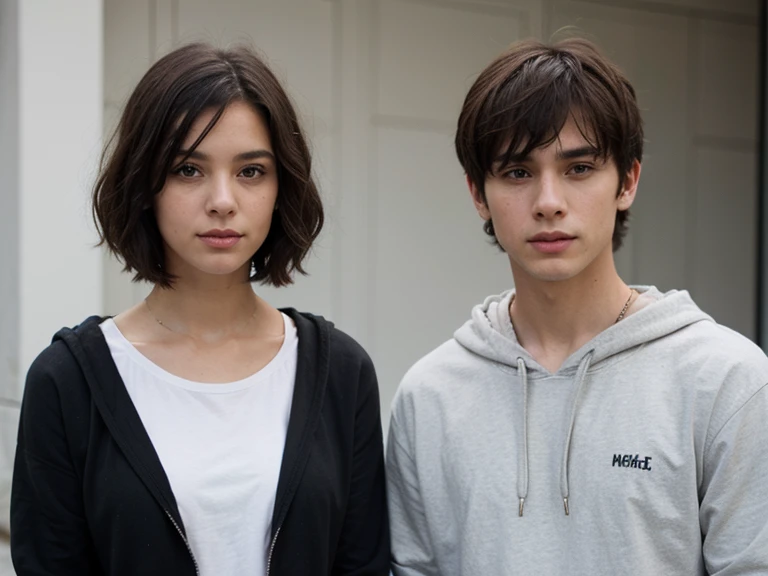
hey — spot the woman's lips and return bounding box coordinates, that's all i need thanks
[198,235,242,248]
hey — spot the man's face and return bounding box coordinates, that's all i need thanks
[469,117,640,284]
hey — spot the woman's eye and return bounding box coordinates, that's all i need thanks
[174,164,200,178]
[240,165,264,179]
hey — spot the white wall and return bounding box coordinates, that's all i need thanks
[0,0,20,404]
[0,0,21,555]
[18,0,105,395]
[0,0,104,552]
[101,0,760,433]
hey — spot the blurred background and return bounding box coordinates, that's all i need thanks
[1,0,765,572]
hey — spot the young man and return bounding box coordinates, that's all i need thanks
[386,38,768,575]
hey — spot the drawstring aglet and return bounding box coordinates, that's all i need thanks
[518,498,525,517]
[563,497,570,516]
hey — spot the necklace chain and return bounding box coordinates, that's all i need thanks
[615,288,635,324]
[145,298,175,333]
[144,298,257,337]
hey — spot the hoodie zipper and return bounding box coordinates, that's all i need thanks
[266,525,282,576]
[165,509,200,575]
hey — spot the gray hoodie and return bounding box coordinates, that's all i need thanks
[387,287,768,575]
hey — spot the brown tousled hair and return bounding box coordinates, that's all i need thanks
[93,42,323,287]
[455,38,643,251]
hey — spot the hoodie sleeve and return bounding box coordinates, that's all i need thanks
[11,349,98,575]
[699,383,768,575]
[386,408,439,576]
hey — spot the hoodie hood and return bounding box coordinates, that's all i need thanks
[453,286,713,516]
[455,286,712,375]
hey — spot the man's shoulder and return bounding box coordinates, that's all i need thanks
[675,317,768,372]
[400,335,487,384]
[665,319,768,434]
[392,334,501,419]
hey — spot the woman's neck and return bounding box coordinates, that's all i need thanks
[144,276,271,343]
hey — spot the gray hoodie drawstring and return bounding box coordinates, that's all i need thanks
[517,358,529,517]
[560,351,594,516]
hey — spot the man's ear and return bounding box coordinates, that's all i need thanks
[617,159,641,210]
[467,174,491,220]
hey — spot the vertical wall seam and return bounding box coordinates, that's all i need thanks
[330,0,343,322]
[149,0,157,61]
[684,17,699,295]
[171,0,179,46]
[757,0,767,347]
[367,0,380,355]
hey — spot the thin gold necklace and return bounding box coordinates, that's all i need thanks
[614,288,636,323]
[144,298,258,337]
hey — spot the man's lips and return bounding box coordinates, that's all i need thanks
[528,232,575,254]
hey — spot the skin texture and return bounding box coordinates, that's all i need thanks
[114,101,286,383]
[155,101,279,282]
[468,117,642,372]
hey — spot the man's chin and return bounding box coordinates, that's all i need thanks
[516,263,582,284]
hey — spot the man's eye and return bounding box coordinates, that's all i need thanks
[571,164,592,175]
[507,168,529,179]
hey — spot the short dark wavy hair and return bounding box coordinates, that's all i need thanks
[93,42,323,287]
[455,38,643,252]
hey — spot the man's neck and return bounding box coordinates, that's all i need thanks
[509,266,632,373]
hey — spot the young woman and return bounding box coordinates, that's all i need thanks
[11,43,389,575]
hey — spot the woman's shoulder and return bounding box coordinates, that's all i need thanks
[283,308,373,365]
[22,316,108,420]
[28,316,104,374]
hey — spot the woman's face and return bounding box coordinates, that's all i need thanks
[154,101,278,283]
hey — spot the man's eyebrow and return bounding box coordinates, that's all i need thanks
[493,146,600,165]
[176,149,276,162]
[493,146,601,166]
[494,151,531,165]
[556,146,600,161]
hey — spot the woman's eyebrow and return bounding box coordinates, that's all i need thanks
[176,149,276,162]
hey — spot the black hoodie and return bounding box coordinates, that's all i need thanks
[11,309,389,575]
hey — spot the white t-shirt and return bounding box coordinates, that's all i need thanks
[100,314,297,576]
